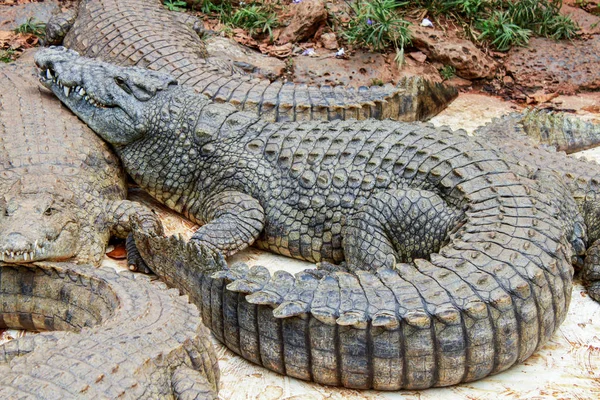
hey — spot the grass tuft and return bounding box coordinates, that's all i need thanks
[342,0,411,51]
[14,18,46,37]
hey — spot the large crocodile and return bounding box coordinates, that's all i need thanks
[44,0,458,122]
[0,61,163,270]
[0,261,219,398]
[36,47,587,389]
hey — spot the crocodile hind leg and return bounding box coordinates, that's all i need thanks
[583,241,600,301]
[106,200,164,273]
[343,189,463,272]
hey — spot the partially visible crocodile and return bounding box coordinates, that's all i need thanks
[44,0,458,122]
[36,47,584,389]
[0,61,162,270]
[0,261,219,398]
[474,112,600,299]
[508,109,600,154]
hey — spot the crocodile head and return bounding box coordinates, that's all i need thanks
[0,177,81,263]
[34,47,178,146]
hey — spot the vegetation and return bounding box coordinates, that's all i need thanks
[188,0,578,52]
[411,0,578,50]
[477,10,532,51]
[341,0,411,51]
[229,4,279,38]
[163,0,188,12]
[0,49,17,63]
[14,18,46,37]
[439,65,457,80]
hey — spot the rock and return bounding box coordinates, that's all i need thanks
[505,36,600,94]
[408,51,427,63]
[560,4,600,35]
[445,76,472,89]
[278,0,327,44]
[205,36,286,79]
[411,26,497,79]
[320,32,338,50]
[389,53,442,83]
[292,50,394,87]
[503,75,514,85]
[0,0,60,30]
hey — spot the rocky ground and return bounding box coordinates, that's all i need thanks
[1,1,600,399]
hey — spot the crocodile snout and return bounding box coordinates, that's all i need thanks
[0,232,44,262]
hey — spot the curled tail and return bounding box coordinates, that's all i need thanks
[134,168,574,390]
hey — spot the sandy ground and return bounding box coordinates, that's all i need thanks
[1,88,600,399]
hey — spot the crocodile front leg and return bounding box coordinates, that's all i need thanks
[192,191,265,256]
[106,200,164,272]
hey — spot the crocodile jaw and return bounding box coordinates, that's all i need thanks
[35,47,177,146]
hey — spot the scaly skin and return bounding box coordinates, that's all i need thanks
[36,47,582,389]
[0,262,219,398]
[513,109,600,154]
[475,113,600,300]
[45,0,457,122]
[0,62,163,270]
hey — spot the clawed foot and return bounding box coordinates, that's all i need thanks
[126,233,152,274]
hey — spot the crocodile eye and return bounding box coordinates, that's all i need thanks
[44,207,57,216]
[114,76,132,94]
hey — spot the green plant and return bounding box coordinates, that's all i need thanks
[0,49,17,63]
[14,18,45,37]
[507,0,577,39]
[196,0,233,16]
[408,0,577,49]
[229,4,279,38]
[163,0,187,12]
[342,0,411,51]
[544,14,579,39]
[439,65,456,80]
[478,10,532,51]
[371,78,384,86]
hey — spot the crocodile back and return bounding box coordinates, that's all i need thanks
[0,62,127,201]
[62,0,457,122]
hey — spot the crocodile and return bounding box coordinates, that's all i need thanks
[0,261,219,398]
[473,112,600,299]
[44,0,458,122]
[36,47,586,389]
[505,109,600,154]
[0,61,163,270]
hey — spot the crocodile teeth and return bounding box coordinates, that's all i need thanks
[79,87,85,96]
[23,252,28,261]
[46,69,53,80]
[64,86,71,97]
[10,252,14,258]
